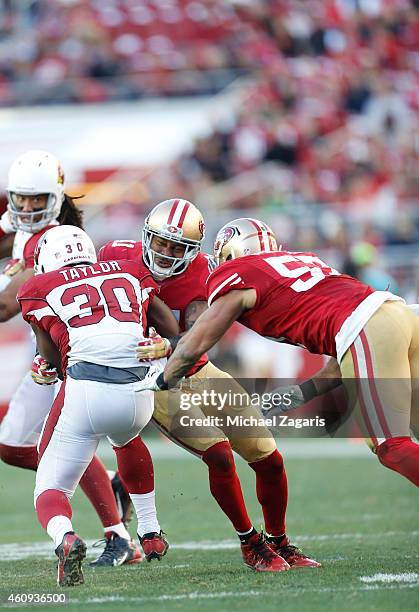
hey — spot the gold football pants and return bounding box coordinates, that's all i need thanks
[152,361,276,462]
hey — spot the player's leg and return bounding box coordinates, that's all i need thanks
[198,362,320,568]
[108,386,167,561]
[35,380,94,586]
[0,372,54,468]
[340,301,419,486]
[0,372,128,540]
[152,386,288,571]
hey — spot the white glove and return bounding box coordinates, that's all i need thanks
[260,384,305,418]
[31,355,58,385]
[0,210,15,235]
[134,364,170,392]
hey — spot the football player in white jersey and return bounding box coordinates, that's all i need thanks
[17,224,178,586]
[0,151,144,566]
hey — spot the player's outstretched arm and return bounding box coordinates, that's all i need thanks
[0,267,33,322]
[162,289,255,387]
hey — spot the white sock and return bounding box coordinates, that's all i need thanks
[46,515,74,549]
[130,491,160,537]
[104,522,130,540]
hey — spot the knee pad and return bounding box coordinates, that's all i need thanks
[202,441,235,473]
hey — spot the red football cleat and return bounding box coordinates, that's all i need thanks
[126,539,143,564]
[241,532,290,572]
[268,536,321,568]
[139,531,169,561]
[55,532,86,586]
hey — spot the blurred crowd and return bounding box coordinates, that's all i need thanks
[1,0,418,291]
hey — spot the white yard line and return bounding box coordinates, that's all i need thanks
[360,573,418,584]
[0,531,417,561]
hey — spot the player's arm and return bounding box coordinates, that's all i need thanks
[159,289,256,387]
[136,299,206,361]
[0,267,33,322]
[264,357,343,416]
[30,324,61,370]
[184,300,207,330]
[0,233,14,259]
[147,295,180,337]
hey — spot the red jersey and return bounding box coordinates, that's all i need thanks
[207,251,375,358]
[99,240,215,373]
[17,259,157,374]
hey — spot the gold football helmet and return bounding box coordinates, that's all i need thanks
[142,198,205,279]
[213,218,278,265]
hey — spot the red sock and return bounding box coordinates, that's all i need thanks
[249,450,288,536]
[377,437,419,486]
[0,443,38,470]
[113,436,154,494]
[79,455,121,527]
[36,489,72,529]
[202,441,252,533]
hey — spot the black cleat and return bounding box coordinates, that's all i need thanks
[89,533,142,567]
[111,472,133,525]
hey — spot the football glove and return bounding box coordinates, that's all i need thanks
[260,384,305,418]
[31,355,58,385]
[135,366,170,392]
[136,327,172,361]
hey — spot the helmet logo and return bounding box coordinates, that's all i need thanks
[214,226,235,256]
[162,224,183,238]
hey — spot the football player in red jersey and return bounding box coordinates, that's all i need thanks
[17,225,178,586]
[145,217,419,490]
[0,151,144,566]
[100,199,320,572]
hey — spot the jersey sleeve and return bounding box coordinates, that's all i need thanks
[99,239,138,261]
[17,277,53,327]
[207,260,260,306]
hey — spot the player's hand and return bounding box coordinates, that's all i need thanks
[135,364,170,392]
[31,355,58,385]
[136,327,172,361]
[260,384,305,418]
[0,210,15,235]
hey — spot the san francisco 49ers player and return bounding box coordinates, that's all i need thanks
[0,150,144,567]
[100,199,320,572]
[17,225,178,586]
[144,218,419,490]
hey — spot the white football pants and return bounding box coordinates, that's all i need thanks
[0,372,59,446]
[34,375,154,502]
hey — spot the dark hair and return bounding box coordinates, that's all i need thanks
[57,194,84,229]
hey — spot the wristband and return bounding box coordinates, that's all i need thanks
[299,379,318,402]
[156,372,169,391]
[167,335,181,352]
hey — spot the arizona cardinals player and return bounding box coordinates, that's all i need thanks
[146,217,419,490]
[100,199,320,572]
[17,225,178,586]
[0,150,142,567]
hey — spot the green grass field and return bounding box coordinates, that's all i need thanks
[0,439,417,611]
